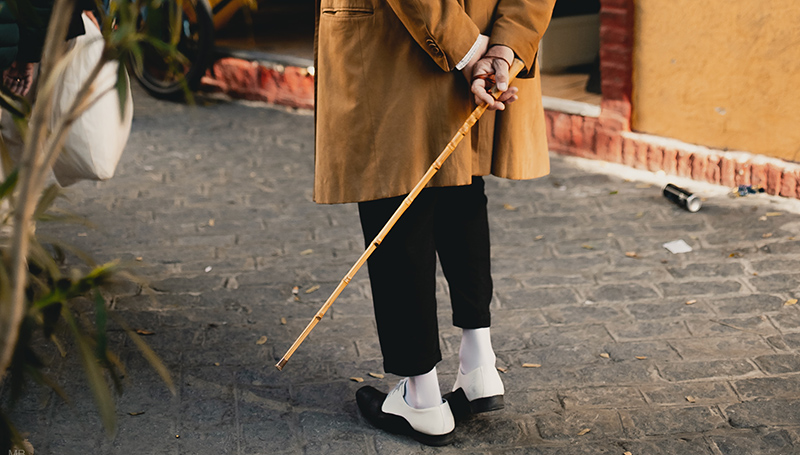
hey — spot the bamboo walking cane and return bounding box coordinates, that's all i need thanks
[276,59,526,370]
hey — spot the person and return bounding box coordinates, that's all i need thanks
[313,0,556,446]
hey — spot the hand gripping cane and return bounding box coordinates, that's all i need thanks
[276,59,526,370]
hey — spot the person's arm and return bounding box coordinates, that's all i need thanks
[488,0,557,78]
[384,0,481,72]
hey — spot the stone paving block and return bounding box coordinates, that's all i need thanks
[626,299,714,321]
[498,443,624,455]
[588,283,659,302]
[658,280,742,297]
[710,429,798,455]
[528,324,616,349]
[606,320,692,341]
[149,275,225,293]
[753,354,800,374]
[712,294,787,315]
[767,332,800,350]
[559,386,646,410]
[751,258,800,274]
[619,406,727,438]
[110,415,177,453]
[452,414,529,449]
[240,415,299,454]
[542,305,629,325]
[498,287,581,310]
[535,409,623,441]
[639,381,738,406]
[621,437,715,455]
[725,399,800,428]
[667,262,745,279]
[768,309,800,333]
[669,336,775,359]
[749,273,800,293]
[658,359,758,382]
[602,341,682,362]
[686,315,778,337]
[732,375,800,401]
[175,428,238,455]
[506,389,563,415]
[594,266,673,284]
[236,386,293,419]
[553,238,618,257]
[522,274,590,287]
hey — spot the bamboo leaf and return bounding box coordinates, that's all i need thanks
[0,168,18,200]
[110,312,175,394]
[116,61,129,119]
[34,184,62,219]
[61,308,117,437]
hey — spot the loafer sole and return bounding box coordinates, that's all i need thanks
[356,386,455,446]
[444,388,504,421]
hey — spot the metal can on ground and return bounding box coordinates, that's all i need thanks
[663,184,701,212]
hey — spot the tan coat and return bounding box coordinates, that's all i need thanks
[313,0,556,204]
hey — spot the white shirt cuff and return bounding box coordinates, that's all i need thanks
[455,36,482,71]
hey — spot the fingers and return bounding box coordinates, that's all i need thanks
[492,58,510,92]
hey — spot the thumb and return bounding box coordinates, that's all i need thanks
[493,58,509,92]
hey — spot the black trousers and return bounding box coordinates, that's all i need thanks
[358,177,493,377]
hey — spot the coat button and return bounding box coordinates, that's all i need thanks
[426,38,441,55]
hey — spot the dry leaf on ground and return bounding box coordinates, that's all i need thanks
[685,300,697,305]
[522,363,541,368]
[136,329,154,335]
[256,336,268,345]
[350,377,364,383]
[685,396,696,403]
[305,285,321,294]
[497,367,508,373]
[766,212,783,217]
[503,203,518,211]
[280,317,287,325]
[300,249,314,255]
[763,232,773,238]
[635,356,647,360]
[625,252,638,258]
[785,299,798,306]
[577,428,591,436]
[368,373,385,379]
[599,353,610,359]
[129,411,145,416]
[582,244,594,250]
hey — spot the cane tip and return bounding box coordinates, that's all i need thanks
[275,358,287,371]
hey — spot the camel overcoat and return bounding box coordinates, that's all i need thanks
[313,0,556,204]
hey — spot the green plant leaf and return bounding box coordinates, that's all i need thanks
[0,168,18,200]
[111,312,175,395]
[116,60,129,119]
[61,308,117,437]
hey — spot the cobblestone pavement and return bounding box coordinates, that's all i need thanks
[6,85,800,454]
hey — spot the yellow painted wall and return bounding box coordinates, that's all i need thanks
[632,0,800,162]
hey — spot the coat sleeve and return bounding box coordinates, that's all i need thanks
[489,0,556,78]
[384,0,481,72]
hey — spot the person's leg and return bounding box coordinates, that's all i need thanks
[356,190,455,445]
[358,190,441,378]
[434,177,503,415]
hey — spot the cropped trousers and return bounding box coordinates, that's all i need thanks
[358,177,493,377]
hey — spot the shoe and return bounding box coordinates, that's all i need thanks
[444,365,504,419]
[355,378,456,446]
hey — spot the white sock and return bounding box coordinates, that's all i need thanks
[459,327,496,373]
[405,367,442,409]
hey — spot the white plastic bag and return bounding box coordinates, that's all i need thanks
[51,13,133,187]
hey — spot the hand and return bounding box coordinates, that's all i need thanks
[470,45,518,111]
[3,61,35,97]
[461,34,489,82]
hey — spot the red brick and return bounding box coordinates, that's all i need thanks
[780,171,798,198]
[691,154,708,181]
[622,137,636,167]
[735,162,751,187]
[544,110,555,143]
[570,115,585,148]
[647,144,664,172]
[635,142,649,169]
[596,129,622,163]
[720,157,736,187]
[766,164,783,195]
[677,150,693,177]
[662,148,678,175]
[750,163,767,189]
[553,113,572,145]
[705,155,721,184]
[582,117,598,155]
[599,24,632,46]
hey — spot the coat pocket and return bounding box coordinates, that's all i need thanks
[320,0,373,18]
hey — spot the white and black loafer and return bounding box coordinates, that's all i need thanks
[356,378,456,446]
[444,365,505,419]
